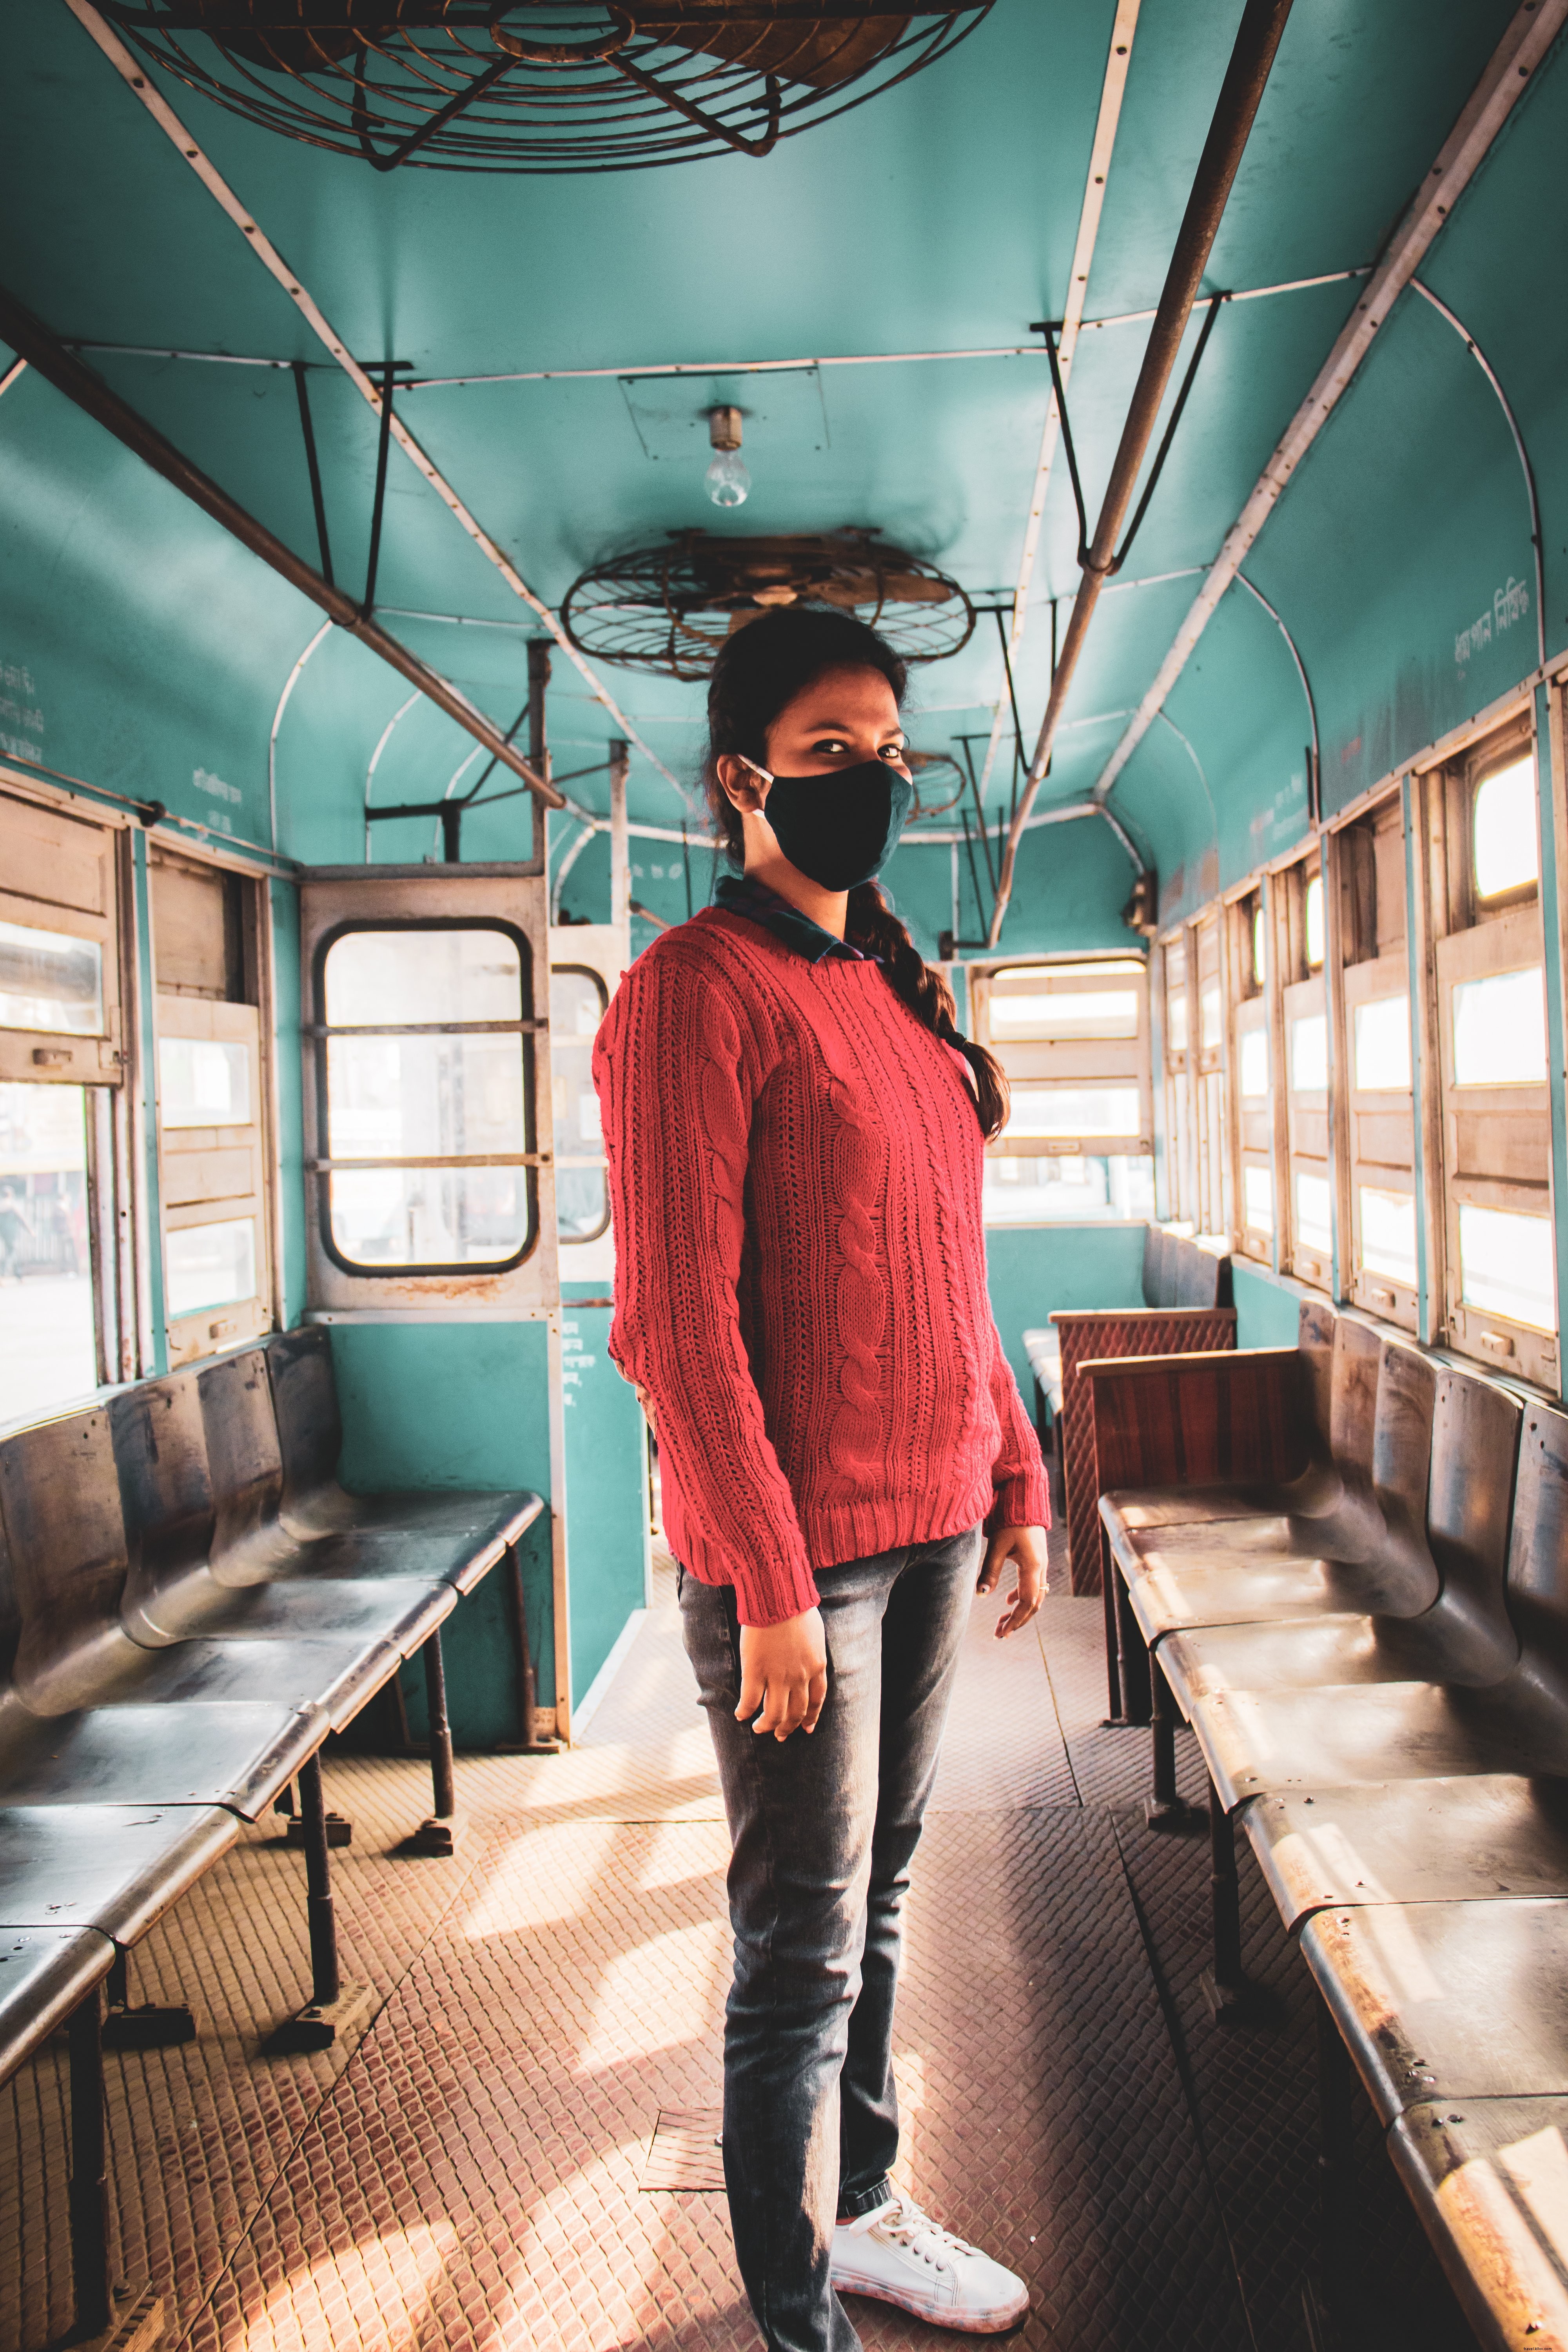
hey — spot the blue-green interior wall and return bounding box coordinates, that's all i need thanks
[561,1288,649,1704]
[984,1222,1147,1400]
[327,1320,554,1748]
[1231,1262,1305,1352]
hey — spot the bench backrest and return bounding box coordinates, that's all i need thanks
[265,1328,345,1523]
[0,1411,132,1714]
[1353,1337,1439,1612]
[111,1375,220,1644]
[198,1349,290,1580]
[1410,1363,1524,1684]
[1502,1400,1568,1705]
[1175,1240,1229,1310]
[1140,1225,1172,1308]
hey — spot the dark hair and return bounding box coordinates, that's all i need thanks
[702,608,1010,1142]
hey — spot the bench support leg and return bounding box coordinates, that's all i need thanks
[1145,1653,1205,1832]
[101,1944,195,2053]
[62,1986,163,2352]
[1100,1534,1125,1723]
[1114,1563,1152,1728]
[409,1632,460,1854]
[507,1539,559,1755]
[1199,1779,1251,2020]
[264,1752,373,2056]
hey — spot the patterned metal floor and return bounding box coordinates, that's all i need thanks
[2,1529,1482,2351]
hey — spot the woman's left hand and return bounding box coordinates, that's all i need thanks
[978,1525,1048,1638]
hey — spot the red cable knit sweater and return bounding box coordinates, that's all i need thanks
[592,907,1051,1628]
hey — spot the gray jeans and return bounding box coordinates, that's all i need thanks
[679,1523,984,2352]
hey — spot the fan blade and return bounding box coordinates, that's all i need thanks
[632,7,910,92]
[877,570,954,604]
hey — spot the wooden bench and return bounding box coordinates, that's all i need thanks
[0,1327,543,2351]
[1021,1223,1235,1657]
[1084,1314,1568,2347]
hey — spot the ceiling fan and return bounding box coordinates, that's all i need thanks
[560,528,977,679]
[98,4,994,171]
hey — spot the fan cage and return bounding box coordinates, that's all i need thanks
[560,531,977,679]
[99,6,995,174]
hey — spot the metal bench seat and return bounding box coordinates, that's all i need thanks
[113,1374,456,1664]
[0,1923,115,2087]
[265,1331,541,1592]
[1388,2093,1568,2350]
[1147,1356,1502,1699]
[1245,1777,1568,1935]
[0,1803,237,1945]
[1183,1377,1541,1815]
[0,1699,322,1818]
[1097,1306,1381,1553]
[1304,1895,1568,2127]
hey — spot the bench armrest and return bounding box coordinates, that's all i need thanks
[1081,1347,1308,1495]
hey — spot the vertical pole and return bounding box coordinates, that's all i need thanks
[423,1631,457,1819]
[361,359,396,619]
[529,638,552,871]
[67,1983,111,2341]
[1114,1563,1152,1724]
[1101,1532,1125,1721]
[609,739,631,950]
[298,1751,341,2009]
[1147,1649,1183,1820]
[508,1539,540,1748]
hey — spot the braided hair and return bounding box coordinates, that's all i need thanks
[702,608,1010,1142]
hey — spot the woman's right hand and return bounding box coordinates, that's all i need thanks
[737,1608,828,1740]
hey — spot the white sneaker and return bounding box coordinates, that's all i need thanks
[831,2194,1029,2333]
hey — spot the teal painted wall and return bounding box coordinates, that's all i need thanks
[561,1290,650,1704]
[984,1221,1148,1400]
[327,1321,555,1748]
[1232,1262,1306,1353]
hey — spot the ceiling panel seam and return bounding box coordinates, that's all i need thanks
[1091,0,1568,808]
[976,0,1142,805]
[61,0,693,814]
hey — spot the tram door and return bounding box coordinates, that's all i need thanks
[550,849,655,1712]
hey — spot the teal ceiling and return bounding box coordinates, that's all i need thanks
[0,0,1563,950]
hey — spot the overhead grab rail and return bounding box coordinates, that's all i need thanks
[1037,294,1226,582]
[0,281,563,811]
[987,0,1296,946]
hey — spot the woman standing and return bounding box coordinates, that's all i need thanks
[593,608,1050,2352]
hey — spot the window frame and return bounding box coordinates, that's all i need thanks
[299,867,557,1315]
[969,954,1153,1161]
[550,960,611,1248]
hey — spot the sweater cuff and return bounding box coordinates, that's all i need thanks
[989,1466,1052,1534]
[731,1553,822,1631]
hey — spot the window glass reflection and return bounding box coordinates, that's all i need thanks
[1459,1203,1555,1332]
[1452,969,1546,1088]
[1354,996,1412,1093]
[0,1081,95,1421]
[0,920,103,1036]
[1474,756,1538,900]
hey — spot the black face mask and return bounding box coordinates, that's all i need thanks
[746,757,914,893]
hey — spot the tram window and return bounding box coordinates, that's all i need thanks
[151,847,273,1365]
[1473,755,1539,901]
[1160,936,1191,1219]
[1190,916,1230,1240]
[1337,797,1418,1327]
[972,958,1154,1222]
[1427,721,1554,1383]
[0,1080,98,1423]
[1230,885,1278,1265]
[1303,874,1325,969]
[1281,853,1332,1287]
[316,923,537,1275]
[551,963,610,1244]
[0,788,123,1089]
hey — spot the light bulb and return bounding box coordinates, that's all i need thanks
[705,449,751,508]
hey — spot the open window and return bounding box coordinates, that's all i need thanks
[150,846,274,1367]
[1425,719,1555,1385]
[1160,933,1192,1222]
[1190,913,1230,1240]
[1230,883,1276,1264]
[551,964,610,1246]
[1281,849,1333,1289]
[300,868,554,1312]
[0,786,127,1419]
[1334,794,1417,1331]
[971,957,1154,1223]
